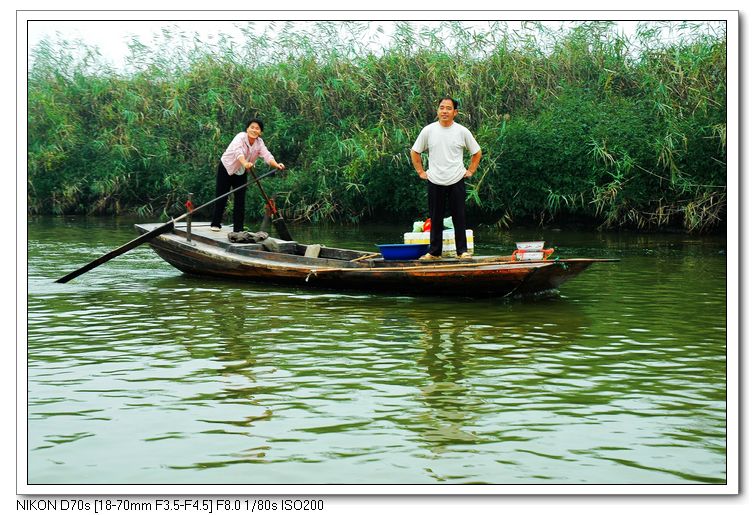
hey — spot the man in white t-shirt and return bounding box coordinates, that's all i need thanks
[411,97,482,260]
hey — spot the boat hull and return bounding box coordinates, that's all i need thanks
[136,223,613,297]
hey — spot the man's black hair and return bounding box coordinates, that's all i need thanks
[439,97,459,110]
[245,118,264,132]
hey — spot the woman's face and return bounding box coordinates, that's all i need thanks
[246,123,262,141]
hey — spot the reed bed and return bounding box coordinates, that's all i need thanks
[28,21,726,232]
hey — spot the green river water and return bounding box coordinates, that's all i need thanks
[26,216,728,485]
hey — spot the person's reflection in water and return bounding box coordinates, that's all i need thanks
[408,299,590,463]
[414,315,481,456]
[163,284,276,439]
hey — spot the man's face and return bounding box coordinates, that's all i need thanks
[437,99,457,124]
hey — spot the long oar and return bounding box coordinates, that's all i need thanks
[55,168,279,284]
[247,167,293,241]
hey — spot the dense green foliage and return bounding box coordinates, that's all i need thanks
[28,21,727,231]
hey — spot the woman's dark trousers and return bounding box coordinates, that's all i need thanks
[211,161,248,232]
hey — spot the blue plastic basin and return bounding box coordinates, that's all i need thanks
[376,243,429,260]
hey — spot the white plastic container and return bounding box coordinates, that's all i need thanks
[516,241,545,251]
[515,251,545,261]
[404,230,474,257]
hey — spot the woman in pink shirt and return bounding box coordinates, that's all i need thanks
[211,118,286,232]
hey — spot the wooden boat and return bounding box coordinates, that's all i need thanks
[135,222,617,297]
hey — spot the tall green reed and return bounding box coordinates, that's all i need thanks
[27,21,726,232]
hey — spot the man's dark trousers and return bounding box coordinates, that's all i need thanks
[427,178,467,257]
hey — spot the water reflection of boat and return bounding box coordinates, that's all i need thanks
[136,222,617,298]
[398,299,591,457]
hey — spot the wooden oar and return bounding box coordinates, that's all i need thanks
[55,168,279,284]
[309,259,551,275]
[247,166,293,241]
